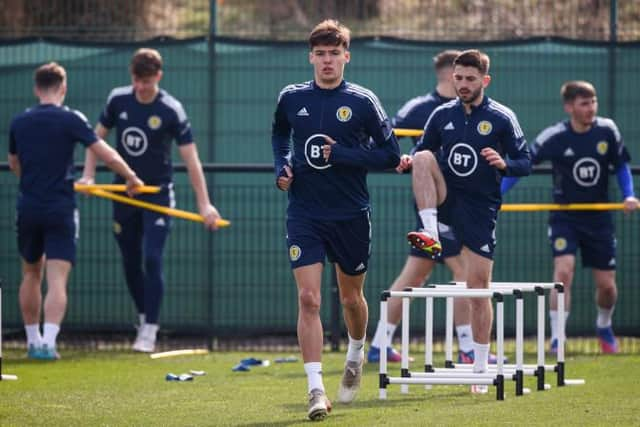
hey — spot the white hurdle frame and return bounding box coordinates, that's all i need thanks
[0,284,18,381]
[441,282,556,392]
[379,288,507,401]
[447,282,584,388]
[0,284,3,380]
[409,286,528,396]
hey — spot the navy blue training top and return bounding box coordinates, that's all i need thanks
[272,80,400,220]
[99,86,193,185]
[531,117,631,204]
[393,90,455,145]
[9,104,97,210]
[415,95,531,204]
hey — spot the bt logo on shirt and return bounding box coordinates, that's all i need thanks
[121,126,148,157]
[447,143,477,177]
[572,157,600,187]
[304,133,332,170]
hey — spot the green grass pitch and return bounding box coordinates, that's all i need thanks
[1,349,639,426]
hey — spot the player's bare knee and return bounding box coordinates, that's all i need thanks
[298,289,321,314]
[554,270,573,288]
[599,283,617,300]
[22,269,43,286]
[413,150,436,170]
[340,293,365,311]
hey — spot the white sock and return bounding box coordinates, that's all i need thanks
[25,324,42,347]
[138,313,146,327]
[418,208,439,238]
[596,305,614,328]
[371,320,398,348]
[472,342,490,373]
[143,323,159,341]
[346,334,365,362]
[42,323,60,348]
[456,324,473,352]
[304,362,324,393]
[386,323,398,344]
[549,310,570,340]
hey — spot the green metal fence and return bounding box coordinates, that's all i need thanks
[1,167,638,342]
[1,2,639,348]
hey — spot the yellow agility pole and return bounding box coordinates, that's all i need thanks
[393,128,424,138]
[149,349,209,359]
[393,128,423,137]
[501,203,625,212]
[88,188,231,227]
[74,183,161,194]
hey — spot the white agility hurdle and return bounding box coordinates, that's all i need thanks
[378,282,583,401]
[379,288,507,401]
[444,282,584,390]
[411,285,530,396]
[1,285,18,381]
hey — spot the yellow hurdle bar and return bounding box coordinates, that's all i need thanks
[393,128,424,137]
[88,188,231,227]
[387,132,627,214]
[74,183,161,194]
[501,203,625,212]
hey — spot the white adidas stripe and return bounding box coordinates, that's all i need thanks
[423,100,457,133]
[535,122,565,147]
[160,91,188,123]
[396,94,433,119]
[345,83,388,122]
[487,100,524,139]
[596,117,621,143]
[277,81,312,103]
[106,85,133,104]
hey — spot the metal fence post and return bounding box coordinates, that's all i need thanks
[608,0,617,118]
[206,0,218,350]
[330,266,342,352]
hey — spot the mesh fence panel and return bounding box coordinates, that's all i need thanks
[1,2,638,351]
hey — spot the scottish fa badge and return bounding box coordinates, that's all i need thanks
[477,120,492,135]
[148,115,162,130]
[336,106,352,122]
[596,141,608,155]
[289,245,302,261]
[554,237,567,251]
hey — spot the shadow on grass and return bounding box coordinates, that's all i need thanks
[237,389,484,427]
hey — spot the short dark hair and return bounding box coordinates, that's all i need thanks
[34,62,66,90]
[433,50,462,71]
[453,49,490,75]
[130,48,163,78]
[308,19,350,50]
[561,81,596,103]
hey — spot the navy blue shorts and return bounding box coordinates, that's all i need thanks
[112,186,173,247]
[17,207,79,264]
[437,192,498,260]
[286,212,371,276]
[548,212,616,270]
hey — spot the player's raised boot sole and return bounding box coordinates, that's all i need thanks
[407,231,442,256]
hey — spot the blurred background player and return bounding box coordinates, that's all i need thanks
[369,49,499,365]
[398,50,531,393]
[79,48,221,353]
[502,81,638,353]
[271,20,399,420]
[9,62,143,360]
